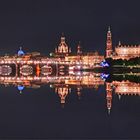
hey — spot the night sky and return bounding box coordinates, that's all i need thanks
[0,0,140,55]
[0,0,140,139]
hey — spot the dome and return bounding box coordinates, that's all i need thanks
[17,85,25,93]
[18,47,25,56]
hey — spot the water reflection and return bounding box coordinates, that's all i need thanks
[0,71,139,114]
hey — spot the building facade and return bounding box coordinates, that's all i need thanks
[106,28,140,60]
[54,34,71,57]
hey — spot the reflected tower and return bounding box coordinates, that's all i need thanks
[106,82,112,114]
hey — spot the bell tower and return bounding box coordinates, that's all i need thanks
[106,27,113,58]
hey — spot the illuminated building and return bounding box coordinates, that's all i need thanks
[53,34,104,68]
[0,70,139,113]
[106,27,113,58]
[114,43,140,60]
[81,52,104,68]
[18,47,25,56]
[55,34,71,57]
[0,65,12,76]
[55,85,70,106]
[106,82,112,114]
[0,28,139,112]
[65,52,104,69]
[106,28,140,60]
[105,81,140,114]
[20,65,33,76]
[112,81,140,96]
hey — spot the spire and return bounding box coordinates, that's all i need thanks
[108,26,111,32]
[118,41,121,46]
[108,108,111,115]
[77,41,82,55]
[118,94,121,100]
[61,32,65,43]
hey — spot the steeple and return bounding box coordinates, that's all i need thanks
[108,26,111,32]
[61,32,65,43]
[118,41,121,46]
[77,41,82,55]
[106,26,113,58]
[118,94,121,100]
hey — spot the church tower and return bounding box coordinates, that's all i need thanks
[77,41,82,55]
[106,27,113,58]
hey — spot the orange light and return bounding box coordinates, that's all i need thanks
[36,64,40,77]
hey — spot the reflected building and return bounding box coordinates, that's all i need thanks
[105,81,140,114]
[0,70,139,114]
[113,81,140,96]
[106,82,113,114]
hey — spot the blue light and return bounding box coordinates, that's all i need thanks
[100,60,109,67]
[18,47,25,56]
[17,85,25,92]
[100,73,110,80]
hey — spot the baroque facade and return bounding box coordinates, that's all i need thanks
[106,27,140,59]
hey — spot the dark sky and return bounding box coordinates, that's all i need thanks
[0,0,140,55]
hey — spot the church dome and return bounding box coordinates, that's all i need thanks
[17,85,25,93]
[18,47,25,56]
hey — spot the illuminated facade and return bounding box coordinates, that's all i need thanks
[106,83,113,114]
[106,27,140,60]
[105,81,140,113]
[55,34,71,57]
[0,28,139,116]
[0,67,139,114]
[114,44,140,60]
[113,81,140,95]
[106,27,113,58]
